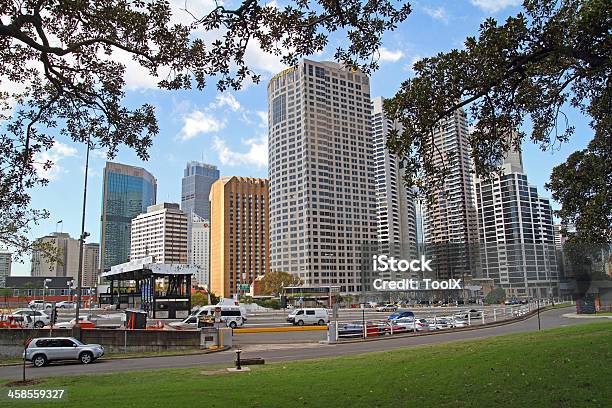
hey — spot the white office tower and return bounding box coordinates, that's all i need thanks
[189,214,210,288]
[475,148,559,298]
[130,203,188,264]
[268,60,377,294]
[422,108,480,279]
[372,97,418,268]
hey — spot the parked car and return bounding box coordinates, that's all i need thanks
[24,337,104,367]
[53,314,107,329]
[452,318,468,328]
[387,311,415,321]
[430,317,453,330]
[56,301,76,309]
[11,309,50,328]
[454,309,483,319]
[376,304,398,312]
[414,319,431,331]
[28,300,52,310]
[286,308,329,326]
[394,317,418,330]
[338,322,383,338]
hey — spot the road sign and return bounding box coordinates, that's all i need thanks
[237,284,250,291]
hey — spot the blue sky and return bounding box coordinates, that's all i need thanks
[8,0,594,275]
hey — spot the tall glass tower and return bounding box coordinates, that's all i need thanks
[100,162,156,271]
[181,161,220,221]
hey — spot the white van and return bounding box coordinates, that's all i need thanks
[286,308,329,326]
[171,305,247,329]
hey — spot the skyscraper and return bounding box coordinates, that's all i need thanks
[181,161,219,221]
[0,252,11,287]
[181,162,219,270]
[372,96,418,263]
[31,232,80,279]
[100,162,156,271]
[130,203,188,264]
[210,176,269,298]
[422,108,479,279]
[82,243,100,287]
[268,60,377,293]
[190,214,210,287]
[475,148,559,297]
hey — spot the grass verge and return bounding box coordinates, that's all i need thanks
[0,348,208,366]
[2,321,611,408]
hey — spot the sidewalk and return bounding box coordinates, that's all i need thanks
[562,313,612,319]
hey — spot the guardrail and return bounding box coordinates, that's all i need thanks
[327,300,572,342]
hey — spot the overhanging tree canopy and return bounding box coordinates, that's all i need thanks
[0,0,411,256]
[384,0,610,241]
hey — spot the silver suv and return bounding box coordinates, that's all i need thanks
[24,337,104,367]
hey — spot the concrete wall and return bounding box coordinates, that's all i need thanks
[0,328,201,359]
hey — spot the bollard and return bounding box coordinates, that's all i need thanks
[235,349,242,370]
[481,312,485,325]
[493,309,497,322]
[468,314,471,326]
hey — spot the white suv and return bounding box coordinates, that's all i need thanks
[287,308,329,326]
[11,309,51,328]
[29,300,52,310]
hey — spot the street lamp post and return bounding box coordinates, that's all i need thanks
[42,278,51,309]
[67,280,74,302]
[75,137,91,323]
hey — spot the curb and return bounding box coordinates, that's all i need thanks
[562,313,612,319]
[0,345,231,367]
[331,305,561,345]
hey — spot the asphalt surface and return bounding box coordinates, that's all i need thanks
[1,307,608,380]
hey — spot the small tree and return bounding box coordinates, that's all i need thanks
[191,291,208,307]
[259,271,302,296]
[485,287,507,305]
[208,292,220,305]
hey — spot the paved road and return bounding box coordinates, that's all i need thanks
[1,307,608,380]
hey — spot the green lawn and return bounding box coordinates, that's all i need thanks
[2,321,611,408]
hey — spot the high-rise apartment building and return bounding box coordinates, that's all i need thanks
[190,214,210,287]
[0,252,11,287]
[181,162,219,221]
[372,96,418,263]
[475,149,559,297]
[130,203,188,264]
[31,232,80,279]
[210,177,269,298]
[268,60,377,293]
[422,108,479,279]
[181,162,219,276]
[100,162,156,271]
[82,243,100,287]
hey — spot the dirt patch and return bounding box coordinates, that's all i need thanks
[4,379,45,387]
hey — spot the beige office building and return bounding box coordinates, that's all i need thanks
[210,177,269,298]
[82,243,100,287]
[31,232,80,279]
[130,203,188,264]
[268,60,377,293]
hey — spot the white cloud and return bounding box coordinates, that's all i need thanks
[213,135,268,168]
[403,54,424,74]
[244,38,289,75]
[256,111,268,128]
[34,141,78,181]
[179,110,225,141]
[378,47,405,63]
[214,93,241,111]
[470,0,521,13]
[422,6,449,23]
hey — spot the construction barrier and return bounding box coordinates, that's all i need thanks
[233,325,328,334]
